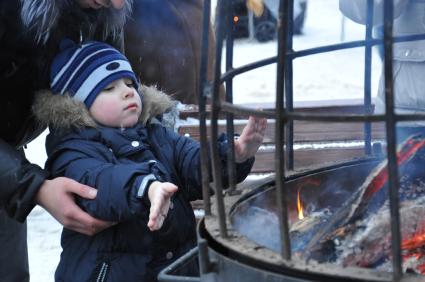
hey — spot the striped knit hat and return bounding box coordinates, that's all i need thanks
[50,39,140,108]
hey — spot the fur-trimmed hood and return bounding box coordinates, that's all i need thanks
[20,0,133,44]
[32,85,176,131]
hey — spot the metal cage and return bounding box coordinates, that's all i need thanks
[159,0,425,281]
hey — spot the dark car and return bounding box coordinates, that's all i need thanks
[232,0,307,42]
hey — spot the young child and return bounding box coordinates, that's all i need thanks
[33,39,267,282]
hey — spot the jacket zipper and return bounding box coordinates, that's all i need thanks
[96,262,109,282]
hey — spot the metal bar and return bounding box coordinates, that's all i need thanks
[382,1,402,280]
[198,239,217,275]
[275,0,291,260]
[220,34,425,82]
[157,247,200,282]
[225,0,237,195]
[211,0,228,238]
[293,34,425,58]
[363,0,374,155]
[199,0,212,216]
[220,101,425,122]
[284,0,295,170]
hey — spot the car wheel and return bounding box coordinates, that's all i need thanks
[254,21,276,42]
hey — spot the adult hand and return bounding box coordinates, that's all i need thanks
[234,116,267,163]
[35,177,114,236]
[147,181,178,231]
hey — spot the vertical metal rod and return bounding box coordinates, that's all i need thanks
[383,1,402,280]
[225,0,237,195]
[363,0,373,155]
[211,0,228,238]
[284,0,295,170]
[275,0,291,260]
[199,0,212,216]
[248,10,255,41]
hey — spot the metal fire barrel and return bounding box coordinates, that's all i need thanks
[159,159,424,282]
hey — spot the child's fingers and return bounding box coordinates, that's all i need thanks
[147,183,177,231]
[164,183,178,194]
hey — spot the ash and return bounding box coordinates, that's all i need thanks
[336,196,425,274]
[232,206,333,254]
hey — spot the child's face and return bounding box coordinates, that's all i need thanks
[89,78,142,128]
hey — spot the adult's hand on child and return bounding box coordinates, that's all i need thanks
[234,116,267,163]
[35,177,115,236]
[147,181,178,231]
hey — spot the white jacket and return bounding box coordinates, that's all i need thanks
[340,0,425,115]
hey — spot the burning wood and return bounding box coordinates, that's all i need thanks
[300,135,425,274]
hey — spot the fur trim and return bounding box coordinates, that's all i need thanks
[139,85,177,125]
[32,85,176,130]
[20,0,133,44]
[32,90,96,131]
[97,0,133,41]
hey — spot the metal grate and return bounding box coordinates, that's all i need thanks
[198,0,425,281]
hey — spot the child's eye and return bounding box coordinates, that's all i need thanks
[126,82,135,88]
[103,86,114,92]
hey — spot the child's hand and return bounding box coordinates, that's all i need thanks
[234,116,267,163]
[147,181,178,231]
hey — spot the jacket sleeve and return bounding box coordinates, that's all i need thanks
[0,139,48,222]
[169,129,254,201]
[339,0,408,25]
[47,142,163,222]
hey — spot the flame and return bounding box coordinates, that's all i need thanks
[401,227,425,274]
[233,16,239,23]
[297,189,304,220]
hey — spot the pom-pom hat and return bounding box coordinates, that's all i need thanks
[50,39,140,108]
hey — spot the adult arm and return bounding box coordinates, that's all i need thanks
[0,139,112,234]
[0,139,47,221]
[35,177,114,235]
[339,0,408,25]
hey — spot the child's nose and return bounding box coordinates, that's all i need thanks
[123,87,134,99]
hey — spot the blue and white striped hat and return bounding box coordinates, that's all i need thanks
[50,39,139,108]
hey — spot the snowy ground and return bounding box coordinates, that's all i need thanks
[25,0,381,281]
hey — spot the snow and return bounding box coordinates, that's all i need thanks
[24,0,382,281]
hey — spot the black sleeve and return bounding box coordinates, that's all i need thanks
[0,139,48,222]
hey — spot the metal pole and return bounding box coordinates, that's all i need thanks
[200,0,212,216]
[210,0,228,238]
[383,1,402,280]
[275,0,291,260]
[363,0,374,156]
[225,0,238,195]
[284,0,295,170]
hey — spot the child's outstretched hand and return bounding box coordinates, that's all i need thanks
[147,181,178,231]
[234,116,267,163]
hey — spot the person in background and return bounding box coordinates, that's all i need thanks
[124,0,220,105]
[0,1,132,281]
[339,0,425,142]
[32,39,267,281]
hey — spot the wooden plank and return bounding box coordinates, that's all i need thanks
[178,120,387,144]
[179,98,374,119]
[251,146,381,173]
[178,99,385,174]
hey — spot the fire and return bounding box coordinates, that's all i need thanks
[402,227,425,274]
[233,16,239,23]
[297,189,304,220]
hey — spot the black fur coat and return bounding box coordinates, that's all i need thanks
[0,0,132,220]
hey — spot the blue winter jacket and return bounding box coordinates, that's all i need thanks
[44,120,254,282]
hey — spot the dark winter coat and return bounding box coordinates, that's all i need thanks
[33,87,254,282]
[0,0,132,221]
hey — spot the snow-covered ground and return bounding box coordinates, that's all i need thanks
[25,0,381,281]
